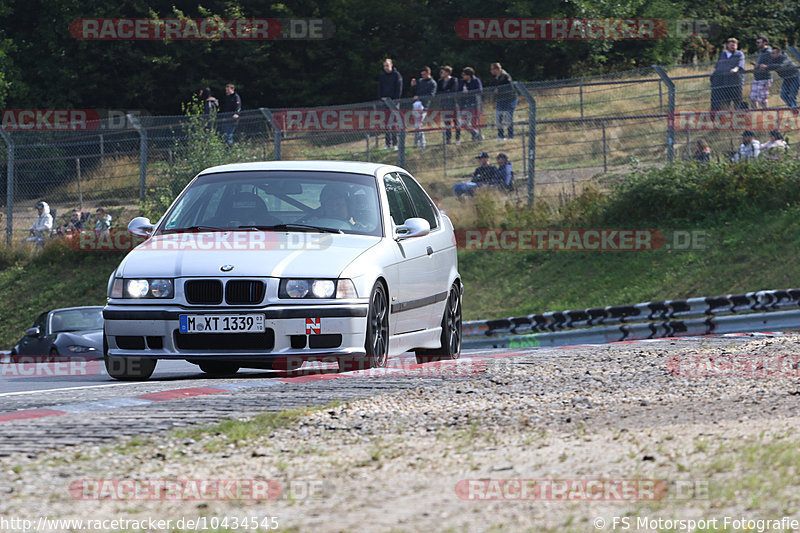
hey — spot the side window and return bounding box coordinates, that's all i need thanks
[399,173,438,230]
[383,173,416,225]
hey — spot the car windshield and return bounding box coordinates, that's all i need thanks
[50,308,103,333]
[160,171,383,237]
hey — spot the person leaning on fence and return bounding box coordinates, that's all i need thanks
[710,38,745,111]
[489,63,518,140]
[198,87,218,131]
[761,47,800,109]
[220,83,241,145]
[22,201,53,248]
[378,58,403,150]
[437,66,460,144]
[750,36,773,109]
[410,66,437,149]
[732,130,760,162]
[693,140,712,163]
[761,130,788,160]
[453,152,502,198]
[459,67,484,141]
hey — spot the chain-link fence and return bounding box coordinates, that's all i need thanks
[3,53,800,245]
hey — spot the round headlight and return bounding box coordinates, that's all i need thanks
[286,279,310,298]
[311,280,335,298]
[126,279,149,298]
[149,279,173,298]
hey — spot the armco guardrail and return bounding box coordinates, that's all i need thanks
[462,289,800,349]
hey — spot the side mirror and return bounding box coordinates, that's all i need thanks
[395,217,430,241]
[25,327,40,337]
[128,217,155,237]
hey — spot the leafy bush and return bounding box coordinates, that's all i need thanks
[600,158,800,224]
[141,101,255,221]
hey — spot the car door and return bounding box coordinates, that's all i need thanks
[17,312,48,356]
[398,172,453,324]
[382,172,433,334]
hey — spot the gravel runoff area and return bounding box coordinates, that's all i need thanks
[2,334,800,533]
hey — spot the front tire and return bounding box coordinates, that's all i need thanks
[416,283,462,364]
[103,331,156,381]
[339,282,389,372]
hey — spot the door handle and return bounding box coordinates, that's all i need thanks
[426,246,434,256]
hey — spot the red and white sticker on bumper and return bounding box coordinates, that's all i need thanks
[305,318,321,334]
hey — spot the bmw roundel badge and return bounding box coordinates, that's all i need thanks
[220,264,234,272]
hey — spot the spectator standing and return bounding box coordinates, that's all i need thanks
[711,38,745,110]
[453,152,501,197]
[378,58,403,150]
[693,140,712,162]
[761,130,788,159]
[199,87,219,115]
[410,67,437,148]
[489,63,518,140]
[220,83,241,145]
[437,66,460,144]
[22,201,53,248]
[750,36,773,109]
[459,67,484,141]
[762,47,800,109]
[496,153,514,190]
[732,130,760,162]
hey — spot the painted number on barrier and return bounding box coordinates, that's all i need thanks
[305,318,321,334]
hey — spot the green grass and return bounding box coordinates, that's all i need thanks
[0,242,124,348]
[460,205,800,319]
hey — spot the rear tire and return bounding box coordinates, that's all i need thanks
[416,283,462,364]
[103,331,156,381]
[198,362,239,376]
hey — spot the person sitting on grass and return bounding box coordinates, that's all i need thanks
[94,207,112,232]
[21,201,53,248]
[496,153,514,190]
[761,130,788,160]
[453,152,502,198]
[732,130,760,162]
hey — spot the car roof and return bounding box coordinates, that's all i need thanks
[197,160,406,178]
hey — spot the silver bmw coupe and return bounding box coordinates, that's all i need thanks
[103,161,461,380]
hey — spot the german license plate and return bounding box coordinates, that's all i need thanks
[179,314,265,333]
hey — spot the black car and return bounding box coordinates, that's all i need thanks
[10,306,104,358]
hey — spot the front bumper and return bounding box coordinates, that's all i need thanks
[103,303,369,361]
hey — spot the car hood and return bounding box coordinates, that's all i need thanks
[117,232,382,278]
[56,329,104,348]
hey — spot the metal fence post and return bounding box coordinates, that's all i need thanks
[652,65,675,163]
[0,128,14,246]
[601,120,608,173]
[513,82,536,205]
[381,97,405,168]
[259,107,281,161]
[128,114,147,203]
[579,79,584,119]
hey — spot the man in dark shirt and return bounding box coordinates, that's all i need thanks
[710,38,745,110]
[490,63,518,140]
[459,67,483,141]
[750,36,773,109]
[761,47,800,109]
[220,83,242,145]
[410,66,437,148]
[378,58,403,150]
[437,65,460,144]
[453,152,502,197]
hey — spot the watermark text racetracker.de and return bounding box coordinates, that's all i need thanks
[69,18,334,40]
[273,108,484,132]
[0,516,280,532]
[67,229,334,252]
[454,18,721,40]
[667,354,800,378]
[669,109,800,132]
[455,478,708,501]
[1,109,146,131]
[455,229,708,251]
